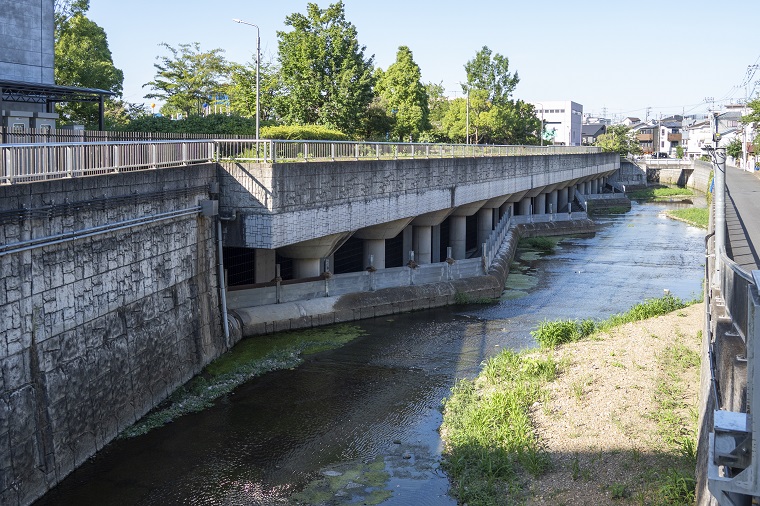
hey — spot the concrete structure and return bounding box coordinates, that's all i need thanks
[0,0,54,86]
[0,165,228,506]
[531,101,583,146]
[0,142,617,505]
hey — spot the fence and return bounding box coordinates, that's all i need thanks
[1,138,602,185]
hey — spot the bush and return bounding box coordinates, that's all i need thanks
[261,124,349,141]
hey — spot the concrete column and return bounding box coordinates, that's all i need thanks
[450,215,467,260]
[413,225,433,264]
[535,193,547,215]
[548,190,558,214]
[477,208,493,248]
[363,239,385,269]
[592,179,599,194]
[558,188,569,212]
[254,249,276,283]
[519,197,532,216]
[432,225,441,263]
[568,186,576,208]
[403,225,413,263]
[293,258,321,279]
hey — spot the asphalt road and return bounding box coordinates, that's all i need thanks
[725,166,760,271]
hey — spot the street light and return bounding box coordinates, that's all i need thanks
[534,102,544,146]
[233,18,260,141]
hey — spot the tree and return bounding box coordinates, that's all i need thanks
[144,43,229,118]
[55,12,123,127]
[595,125,642,157]
[276,1,375,134]
[464,46,519,105]
[742,99,760,152]
[375,46,429,141]
[54,0,89,28]
[726,137,743,160]
[423,82,449,142]
[226,59,279,122]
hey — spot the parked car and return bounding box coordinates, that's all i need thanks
[652,152,669,158]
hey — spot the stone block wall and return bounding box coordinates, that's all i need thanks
[0,164,225,505]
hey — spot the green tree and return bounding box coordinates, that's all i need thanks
[144,43,229,118]
[464,46,519,105]
[726,137,743,160]
[675,145,685,159]
[55,12,123,128]
[375,46,429,141]
[742,99,760,151]
[423,81,450,142]
[54,0,89,27]
[225,59,279,122]
[595,125,642,157]
[276,1,374,134]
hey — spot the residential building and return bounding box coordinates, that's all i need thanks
[530,101,583,146]
[581,123,606,146]
[630,122,656,154]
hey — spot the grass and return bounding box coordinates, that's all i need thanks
[440,351,555,505]
[440,295,700,505]
[665,207,709,229]
[628,186,694,201]
[530,294,689,349]
[120,324,365,438]
[518,236,559,253]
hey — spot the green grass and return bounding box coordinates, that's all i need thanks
[120,324,365,438]
[440,295,699,505]
[440,351,555,505]
[530,294,690,349]
[518,236,559,253]
[628,187,694,200]
[665,207,709,229]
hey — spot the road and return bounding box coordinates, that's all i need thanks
[725,166,760,271]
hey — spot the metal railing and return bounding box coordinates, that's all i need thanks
[1,140,214,184]
[216,139,601,163]
[1,138,602,185]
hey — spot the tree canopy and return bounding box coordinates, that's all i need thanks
[464,46,519,105]
[54,10,123,127]
[276,1,375,134]
[144,43,229,118]
[595,125,642,157]
[375,46,429,141]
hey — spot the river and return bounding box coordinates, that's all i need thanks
[34,200,705,506]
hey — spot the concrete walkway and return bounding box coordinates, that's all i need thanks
[725,166,760,271]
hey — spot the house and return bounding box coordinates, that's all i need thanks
[581,123,606,146]
[630,122,656,154]
[530,101,583,146]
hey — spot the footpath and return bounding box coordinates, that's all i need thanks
[725,166,760,270]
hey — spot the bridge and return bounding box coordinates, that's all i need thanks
[0,138,617,505]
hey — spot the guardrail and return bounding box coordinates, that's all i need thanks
[1,139,602,185]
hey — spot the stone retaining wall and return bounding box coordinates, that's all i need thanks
[0,165,226,506]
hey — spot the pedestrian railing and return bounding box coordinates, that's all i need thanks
[1,138,602,185]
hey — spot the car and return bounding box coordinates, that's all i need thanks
[652,152,669,158]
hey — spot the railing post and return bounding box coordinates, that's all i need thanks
[304,142,309,162]
[376,143,380,160]
[4,148,13,184]
[355,143,359,161]
[182,142,188,164]
[151,142,157,168]
[275,264,282,304]
[66,146,73,178]
[331,142,335,161]
[113,145,120,173]
[270,140,276,163]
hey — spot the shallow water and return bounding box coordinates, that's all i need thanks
[34,201,705,506]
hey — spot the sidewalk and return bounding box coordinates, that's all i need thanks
[725,165,760,271]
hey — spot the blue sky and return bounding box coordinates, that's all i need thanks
[88,0,760,121]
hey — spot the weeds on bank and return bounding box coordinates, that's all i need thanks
[518,236,559,253]
[441,294,700,505]
[665,207,709,229]
[441,351,555,505]
[628,187,694,200]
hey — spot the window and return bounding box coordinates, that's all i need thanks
[40,124,52,134]
[560,109,565,113]
[12,123,25,133]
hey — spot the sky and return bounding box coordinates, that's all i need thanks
[88,0,760,122]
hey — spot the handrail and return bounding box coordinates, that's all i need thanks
[0,138,604,185]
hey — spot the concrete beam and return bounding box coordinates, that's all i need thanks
[354,217,413,240]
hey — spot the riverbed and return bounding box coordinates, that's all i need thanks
[34,201,705,506]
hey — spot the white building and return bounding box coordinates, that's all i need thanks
[530,101,583,146]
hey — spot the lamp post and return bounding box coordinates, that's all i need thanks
[535,102,544,146]
[233,18,260,141]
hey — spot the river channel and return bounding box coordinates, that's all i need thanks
[35,200,705,506]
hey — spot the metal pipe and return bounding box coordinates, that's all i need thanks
[216,219,230,344]
[0,207,201,256]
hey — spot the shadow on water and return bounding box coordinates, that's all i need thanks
[34,201,705,506]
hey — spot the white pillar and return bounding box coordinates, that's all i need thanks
[519,198,531,215]
[450,215,467,260]
[432,224,441,263]
[535,194,547,215]
[413,225,432,264]
[403,225,413,263]
[363,239,385,269]
[549,190,558,214]
[558,188,569,212]
[477,208,493,248]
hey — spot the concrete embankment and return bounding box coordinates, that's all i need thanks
[231,219,595,336]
